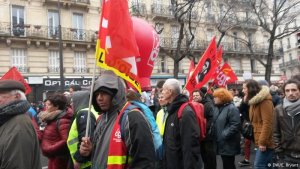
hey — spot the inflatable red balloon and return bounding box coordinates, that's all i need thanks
[132,17,160,91]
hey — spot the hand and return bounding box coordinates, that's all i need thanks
[80,137,92,157]
[259,145,266,152]
[74,161,81,169]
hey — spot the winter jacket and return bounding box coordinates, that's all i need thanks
[200,97,215,140]
[91,71,156,169]
[271,91,282,107]
[0,100,41,169]
[273,99,300,156]
[213,103,241,156]
[248,86,274,148]
[163,94,203,169]
[40,107,73,169]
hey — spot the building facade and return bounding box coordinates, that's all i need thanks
[0,0,283,102]
[278,3,300,79]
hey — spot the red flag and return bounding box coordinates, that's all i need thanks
[212,63,238,87]
[210,46,223,80]
[186,60,195,82]
[185,37,217,93]
[96,0,141,92]
[1,67,32,95]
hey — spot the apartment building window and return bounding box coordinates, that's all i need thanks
[160,56,166,73]
[74,51,87,73]
[156,23,164,46]
[48,10,59,38]
[12,48,27,72]
[289,53,292,62]
[11,6,25,36]
[207,29,213,41]
[287,38,291,49]
[233,32,238,50]
[72,13,84,40]
[171,25,179,48]
[48,50,60,73]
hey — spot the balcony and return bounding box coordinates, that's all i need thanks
[131,3,147,16]
[151,4,173,20]
[0,22,97,43]
[43,0,90,9]
[48,67,60,73]
[15,66,29,73]
[73,67,87,73]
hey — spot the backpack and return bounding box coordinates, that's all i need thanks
[178,102,206,141]
[120,101,163,160]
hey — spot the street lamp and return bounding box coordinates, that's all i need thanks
[58,0,64,92]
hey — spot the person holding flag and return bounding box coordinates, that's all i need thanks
[79,70,156,169]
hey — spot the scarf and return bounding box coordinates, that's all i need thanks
[38,109,62,122]
[0,100,30,126]
[283,98,300,117]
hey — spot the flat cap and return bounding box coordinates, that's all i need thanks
[0,80,26,93]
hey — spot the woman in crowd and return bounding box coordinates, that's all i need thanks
[242,80,274,169]
[38,93,73,169]
[213,88,241,169]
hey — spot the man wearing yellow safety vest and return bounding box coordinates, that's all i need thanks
[80,70,156,169]
[67,90,99,169]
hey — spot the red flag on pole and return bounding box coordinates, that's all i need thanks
[185,37,217,93]
[1,67,32,95]
[186,60,195,82]
[95,0,141,92]
[212,63,238,87]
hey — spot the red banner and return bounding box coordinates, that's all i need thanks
[212,63,238,87]
[1,67,32,95]
[96,0,141,92]
[185,37,217,93]
[186,60,195,82]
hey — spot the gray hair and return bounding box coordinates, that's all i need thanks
[11,90,27,100]
[163,79,182,95]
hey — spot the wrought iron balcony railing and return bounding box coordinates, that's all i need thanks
[0,22,97,42]
[131,3,147,16]
[151,4,173,18]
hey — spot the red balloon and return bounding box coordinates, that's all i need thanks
[132,17,160,91]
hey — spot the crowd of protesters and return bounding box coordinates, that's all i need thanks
[0,72,300,169]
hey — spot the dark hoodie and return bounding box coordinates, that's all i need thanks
[163,94,203,169]
[91,71,155,169]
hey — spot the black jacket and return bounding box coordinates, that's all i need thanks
[200,97,215,140]
[213,103,241,156]
[163,94,203,169]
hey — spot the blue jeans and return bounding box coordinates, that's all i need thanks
[254,148,274,169]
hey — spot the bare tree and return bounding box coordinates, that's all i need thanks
[247,0,300,82]
[162,0,200,78]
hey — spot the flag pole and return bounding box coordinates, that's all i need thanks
[85,41,99,137]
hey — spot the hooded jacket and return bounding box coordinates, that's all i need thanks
[163,94,202,169]
[248,86,274,148]
[91,71,155,169]
[0,100,41,169]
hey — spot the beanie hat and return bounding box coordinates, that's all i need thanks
[257,80,269,87]
[0,80,26,93]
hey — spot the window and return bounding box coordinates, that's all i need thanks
[233,32,238,50]
[207,29,213,41]
[160,56,166,73]
[72,13,84,40]
[171,25,179,48]
[12,48,27,72]
[289,53,292,62]
[48,10,59,38]
[287,38,291,48]
[74,51,87,73]
[11,6,25,36]
[155,23,164,46]
[48,50,60,72]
